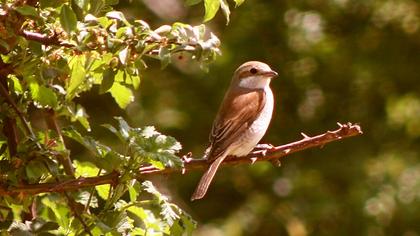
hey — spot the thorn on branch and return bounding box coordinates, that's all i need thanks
[301,132,310,139]
[0,122,363,196]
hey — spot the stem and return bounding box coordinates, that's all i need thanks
[0,122,362,196]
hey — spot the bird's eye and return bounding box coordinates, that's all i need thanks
[250,68,258,74]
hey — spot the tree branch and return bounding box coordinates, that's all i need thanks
[0,122,362,196]
[19,30,74,47]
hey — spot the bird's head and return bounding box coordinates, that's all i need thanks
[232,61,278,89]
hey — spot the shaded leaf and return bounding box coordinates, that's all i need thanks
[15,5,37,17]
[100,68,115,94]
[60,5,77,33]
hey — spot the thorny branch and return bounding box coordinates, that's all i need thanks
[0,122,362,196]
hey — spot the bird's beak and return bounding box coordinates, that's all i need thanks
[261,70,278,78]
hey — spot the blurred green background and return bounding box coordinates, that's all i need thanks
[81,0,420,235]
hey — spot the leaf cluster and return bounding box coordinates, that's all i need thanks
[0,0,229,234]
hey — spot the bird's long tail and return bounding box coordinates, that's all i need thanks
[191,155,227,201]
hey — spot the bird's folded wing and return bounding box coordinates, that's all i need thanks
[207,88,266,160]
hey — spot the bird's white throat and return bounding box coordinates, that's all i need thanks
[238,76,271,89]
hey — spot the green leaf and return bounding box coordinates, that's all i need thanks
[233,0,244,6]
[109,82,134,109]
[8,75,23,95]
[203,0,220,22]
[219,0,230,24]
[29,83,58,108]
[127,73,140,90]
[96,184,111,200]
[74,160,100,177]
[66,55,86,100]
[60,5,77,34]
[159,47,171,69]
[100,68,115,94]
[15,5,37,17]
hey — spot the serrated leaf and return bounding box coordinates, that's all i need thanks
[219,0,230,24]
[29,83,58,108]
[60,5,77,34]
[109,82,134,108]
[203,0,220,22]
[15,5,37,17]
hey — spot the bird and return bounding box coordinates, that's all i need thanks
[191,61,278,201]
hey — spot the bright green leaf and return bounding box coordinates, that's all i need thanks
[66,55,86,100]
[127,73,140,90]
[15,5,37,17]
[29,83,58,108]
[233,0,245,6]
[60,5,77,34]
[109,82,134,109]
[96,184,111,200]
[203,0,220,22]
[74,160,100,177]
[8,75,23,95]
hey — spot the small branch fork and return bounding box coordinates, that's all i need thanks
[0,122,362,196]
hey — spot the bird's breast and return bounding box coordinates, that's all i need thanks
[230,88,274,156]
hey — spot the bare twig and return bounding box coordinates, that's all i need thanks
[45,109,75,176]
[19,30,74,47]
[0,122,362,196]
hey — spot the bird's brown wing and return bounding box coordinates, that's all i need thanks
[207,87,266,161]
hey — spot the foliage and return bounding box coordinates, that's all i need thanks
[0,0,221,234]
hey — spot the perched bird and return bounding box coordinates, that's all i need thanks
[191,61,278,200]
